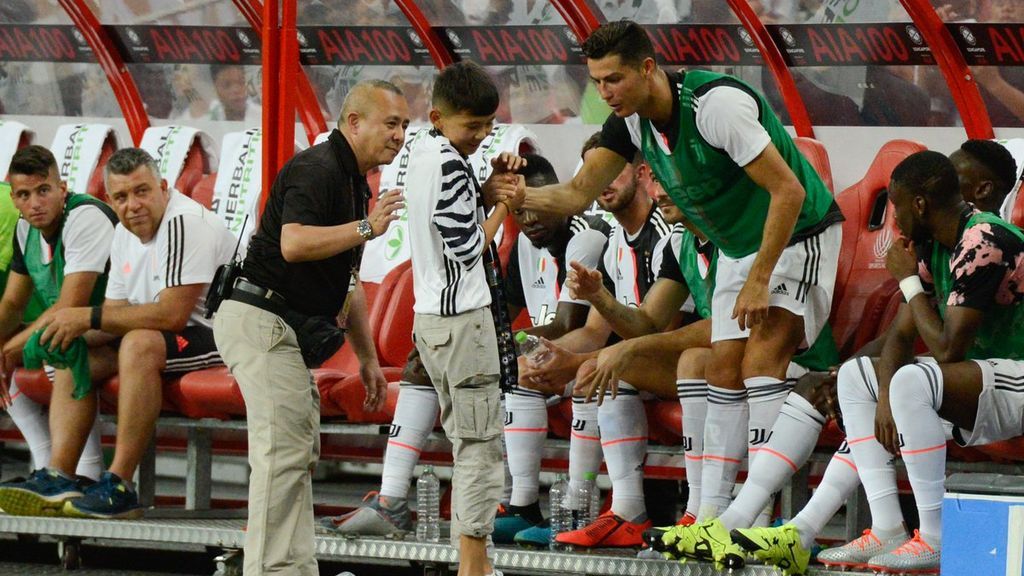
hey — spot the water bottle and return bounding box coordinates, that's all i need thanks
[416,466,440,542]
[574,473,598,529]
[586,472,601,522]
[515,331,550,366]
[548,473,571,549]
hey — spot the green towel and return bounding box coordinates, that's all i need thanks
[22,331,92,400]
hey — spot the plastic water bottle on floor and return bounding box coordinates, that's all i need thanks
[416,466,440,542]
[548,473,571,550]
[585,472,601,522]
[574,473,597,529]
[515,331,550,366]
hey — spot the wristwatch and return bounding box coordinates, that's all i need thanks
[357,218,374,241]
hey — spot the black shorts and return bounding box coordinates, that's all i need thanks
[161,325,223,375]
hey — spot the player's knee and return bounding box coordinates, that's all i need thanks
[889,364,938,413]
[676,347,709,379]
[836,357,876,405]
[705,359,742,390]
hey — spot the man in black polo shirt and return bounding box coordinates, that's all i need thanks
[213,79,409,576]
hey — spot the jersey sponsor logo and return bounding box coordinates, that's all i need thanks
[571,418,587,432]
[122,261,132,275]
[388,424,401,438]
[175,335,189,352]
[505,412,513,426]
[531,276,546,289]
[771,282,789,296]
[530,303,556,327]
[682,436,694,452]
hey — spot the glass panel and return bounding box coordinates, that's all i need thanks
[160,63,263,123]
[932,0,1024,127]
[0,1,119,117]
[91,1,247,26]
[765,0,956,126]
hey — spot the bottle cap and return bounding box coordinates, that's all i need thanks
[584,472,597,481]
[515,331,528,343]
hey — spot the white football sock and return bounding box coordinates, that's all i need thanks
[598,385,647,522]
[719,392,824,530]
[76,409,104,481]
[380,385,438,500]
[677,379,707,518]
[567,396,601,509]
[889,362,947,545]
[698,385,748,520]
[836,357,905,535]
[503,391,548,507]
[6,376,52,470]
[791,442,862,550]
[746,376,790,459]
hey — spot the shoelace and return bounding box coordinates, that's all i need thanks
[892,530,935,557]
[852,528,881,550]
[361,490,379,503]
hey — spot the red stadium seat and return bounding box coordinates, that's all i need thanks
[99,375,179,413]
[86,132,119,202]
[376,265,415,368]
[830,140,926,357]
[793,136,835,194]
[10,368,51,406]
[648,400,682,445]
[327,367,404,423]
[190,173,217,211]
[319,260,411,373]
[173,139,213,197]
[1012,186,1024,228]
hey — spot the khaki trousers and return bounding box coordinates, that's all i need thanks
[413,307,504,547]
[214,299,320,576]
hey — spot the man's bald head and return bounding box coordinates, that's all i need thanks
[338,79,404,129]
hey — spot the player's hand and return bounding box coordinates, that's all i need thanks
[874,395,901,455]
[367,189,404,238]
[490,152,527,175]
[39,307,90,352]
[566,261,604,302]
[885,237,918,281]
[482,172,518,209]
[503,175,526,212]
[518,338,578,395]
[805,368,841,427]
[360,362,388,412]
[732,278,770,331]
[575,344,627,405]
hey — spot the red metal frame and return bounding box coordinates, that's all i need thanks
[394,0,455,68]
[278,0,298,171]
[58,0,149,145]
[549,0,603,45]
[725,0,814,138]
[899,0,993,139]
[231,0,327,145]
[260,0,281,212]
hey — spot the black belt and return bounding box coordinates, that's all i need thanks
[229,278,289,317]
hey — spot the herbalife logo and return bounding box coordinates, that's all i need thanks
[386,226,405,260]
[771,283,789,296]
[531,277,546,289]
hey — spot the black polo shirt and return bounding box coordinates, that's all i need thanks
[243,129,368,318]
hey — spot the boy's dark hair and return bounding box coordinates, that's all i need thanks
[892,150,961,207]
[581,20,655,67]
[959,139,1018,198]
[8,145,57,179]
[518,153,558,188]
[580,132,602,159]
[432,61,499,116]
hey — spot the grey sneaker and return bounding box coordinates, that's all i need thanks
[817,528,906,570]
[866,530,940,574]
[319,493,412,537]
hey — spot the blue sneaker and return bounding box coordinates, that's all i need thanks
[494,502,543,544]
[514,519,553,548]
[63,472,142,519]
[0,468,84,516]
